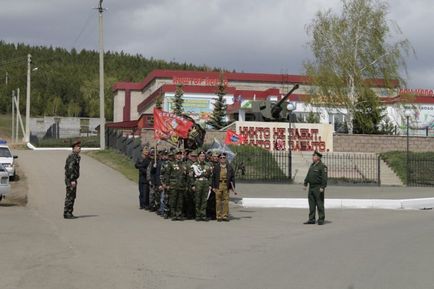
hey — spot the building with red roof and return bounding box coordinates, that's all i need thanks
[111,69,433,135]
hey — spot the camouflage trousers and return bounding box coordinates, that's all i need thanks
[64,182,77,214]
[194,180,209,219]
[149,185,155,210]
[152,186,161,211]
[161,190,170,216]
[169,188,184,218]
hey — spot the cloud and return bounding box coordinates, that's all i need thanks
[0,0,432,89]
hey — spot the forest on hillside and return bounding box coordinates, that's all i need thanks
[0,41,215,120]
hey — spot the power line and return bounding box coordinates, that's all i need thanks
[0,58,27,68]
[0,56,27,64]
[71,9,95,49]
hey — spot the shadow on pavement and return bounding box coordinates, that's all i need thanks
[76,214,99,218]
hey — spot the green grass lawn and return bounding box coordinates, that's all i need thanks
[229,145,287,181]
[86,149,138,183]
[381,151,434,186]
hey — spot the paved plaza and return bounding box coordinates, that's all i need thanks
[1,150,434,289]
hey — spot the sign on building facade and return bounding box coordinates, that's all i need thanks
[235,121,334,152]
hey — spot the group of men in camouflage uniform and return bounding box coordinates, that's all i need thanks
[135,146,235,222]
[63,140,327,225]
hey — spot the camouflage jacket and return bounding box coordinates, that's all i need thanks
[65,152,81,182]
[162,159,188,189]
[190,161,213,186]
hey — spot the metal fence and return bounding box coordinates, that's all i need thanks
[106,128,142,163]
[322,153,380,185]
[232,150,381,185]
[408,157,434,187]
[231,150,290,183]
[105,130,433,187]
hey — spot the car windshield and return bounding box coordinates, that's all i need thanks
[0,147,12,158]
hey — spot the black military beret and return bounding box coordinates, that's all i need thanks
[313,150,322,158]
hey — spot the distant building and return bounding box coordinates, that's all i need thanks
[111,70,434,135]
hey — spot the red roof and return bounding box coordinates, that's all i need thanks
[113,69,400,93]
[106,120,138,129]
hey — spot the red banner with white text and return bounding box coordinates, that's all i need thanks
[153,108,194,141]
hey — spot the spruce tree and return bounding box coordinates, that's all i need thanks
[207,74,227,129]
[155,92,164,110]
[172,84,184,116]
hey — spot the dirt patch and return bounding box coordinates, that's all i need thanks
[0,162,28,207]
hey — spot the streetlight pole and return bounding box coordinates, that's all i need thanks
[287,102,296,181]
[288,111,292,180]
[25,54,31,143]
[406,115,410,186]
[404,108,412,186]
[98,0,106,149]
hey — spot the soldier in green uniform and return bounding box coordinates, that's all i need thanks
[183,150,197,219]
[159,149,173,219]
[162,149,188,221]
[191,151,213,221]
[303,150,328,225]
[64,140,81,219]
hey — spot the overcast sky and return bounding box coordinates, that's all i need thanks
[0,0,433,89]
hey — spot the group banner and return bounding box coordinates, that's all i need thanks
[153,108,194,141]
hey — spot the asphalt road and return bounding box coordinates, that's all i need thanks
[1,150,434,289]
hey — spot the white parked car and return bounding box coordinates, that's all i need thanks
[0,164,11,201]
[0,142,18,180]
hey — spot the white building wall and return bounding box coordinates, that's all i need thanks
[130,91,144,121]
[113,91,125,123]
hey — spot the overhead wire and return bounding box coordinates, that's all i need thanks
[71,8,95,49]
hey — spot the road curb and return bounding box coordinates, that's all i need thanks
[26,143,100,151]
[241,197,434,210]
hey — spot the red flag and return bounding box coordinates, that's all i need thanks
[225,130,245,145]
[153,108,194,141]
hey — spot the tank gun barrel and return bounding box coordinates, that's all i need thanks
[271,84,299,119]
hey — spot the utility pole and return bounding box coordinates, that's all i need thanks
[5,71,8,85]
[11,90,15,143]
[98,0,106,149]
[16,88,20,143]
[25,54,31,143]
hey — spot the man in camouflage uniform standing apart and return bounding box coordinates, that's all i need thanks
[162,149,188,221]
[304,150,328,225]
[191,151,213,221]
[64,140,81,219]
